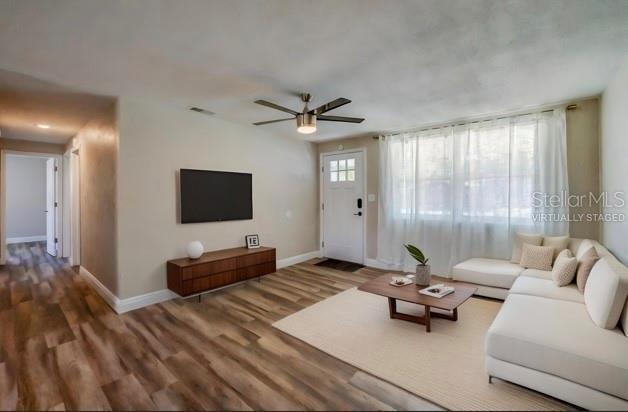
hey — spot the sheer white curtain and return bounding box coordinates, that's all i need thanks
[377,109,568,275]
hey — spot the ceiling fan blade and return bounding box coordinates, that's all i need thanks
[317,114,365,123]
[309,98,351,115]
[253,118,294,126]
[254,100,299,116]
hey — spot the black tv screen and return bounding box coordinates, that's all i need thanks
[180,169,252,223]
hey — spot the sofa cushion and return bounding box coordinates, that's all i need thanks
[551,250,578,286]
[519,244,554,271]
[585,258,628,329]
[486,294,628,400]
[451,258,524,289]
[543,235,570,262]
[576,246,600,293]
[511,233,543,264]
[576,239,596,260]
[509,276,584,303]
[520,268,553,280]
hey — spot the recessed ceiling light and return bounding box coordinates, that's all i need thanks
[36,123,51,129]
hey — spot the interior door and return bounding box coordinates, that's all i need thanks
[322,151,364,264]
[46,158,57,256]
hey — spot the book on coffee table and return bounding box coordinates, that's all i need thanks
[419,284,455,298]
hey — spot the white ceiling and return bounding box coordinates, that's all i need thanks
[1,0,627,142]
[0,69,114,144]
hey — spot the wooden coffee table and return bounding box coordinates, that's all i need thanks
[358,274,477,332]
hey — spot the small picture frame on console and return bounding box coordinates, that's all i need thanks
[245,234,260,249]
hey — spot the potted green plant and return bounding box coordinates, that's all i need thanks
[404,244,431,286]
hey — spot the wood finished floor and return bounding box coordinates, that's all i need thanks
[0,242,438,411]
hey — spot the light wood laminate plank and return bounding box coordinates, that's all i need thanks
[3,241,436,410]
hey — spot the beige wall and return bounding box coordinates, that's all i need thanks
[566,98,601,240]
[318,98,602,260]
[317,136,379,259]
[0,138,65,155]
[601,57,628,265]
[116,97,318,299]
[71,103,119,294]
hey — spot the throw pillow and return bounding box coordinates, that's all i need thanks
[519,244,554,271]
[576,239,596,260]
[511,233,543,264]
[584,258,628,329]
[555,248,572,260]
[576,247,600,292]
[551,250,578,286]
[543,235,570,263]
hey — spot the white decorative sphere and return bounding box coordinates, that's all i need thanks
[186,241,204,259]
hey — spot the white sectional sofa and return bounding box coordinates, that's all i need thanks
[452,238,628,410]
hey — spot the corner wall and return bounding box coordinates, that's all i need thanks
[566,98,601,240]
[116,98,318,299]
[601,56,628,265]
[71,103,119,294]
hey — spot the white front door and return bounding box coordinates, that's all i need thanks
[322,151,364,264]
[46,158,57,256]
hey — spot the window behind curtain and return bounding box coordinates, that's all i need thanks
[377,109,568,275]
[460,120,536,222]
[391,120,537,223]
[393,130,453,218]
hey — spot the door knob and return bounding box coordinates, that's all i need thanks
[353,212,362,216]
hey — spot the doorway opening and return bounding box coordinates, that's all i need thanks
[1,150,79,265]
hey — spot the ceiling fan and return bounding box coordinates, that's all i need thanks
[253,93,364,134]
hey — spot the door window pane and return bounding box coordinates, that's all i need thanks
[329,157,357,182]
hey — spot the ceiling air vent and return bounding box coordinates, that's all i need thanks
[189,106,215,116]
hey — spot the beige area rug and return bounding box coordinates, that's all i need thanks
[273,288,568,411]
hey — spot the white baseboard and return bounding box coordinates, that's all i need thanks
[79,266,177,314]
[115,288,177,314]
[7,235,46,244]
[79,266,119,310]
[78,250,323,314]
[277,250,322,269]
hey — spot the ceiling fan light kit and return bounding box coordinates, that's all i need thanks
[253,92,364,134]
[296,113,317,134]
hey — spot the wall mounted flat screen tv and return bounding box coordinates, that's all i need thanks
[180,169,252,223]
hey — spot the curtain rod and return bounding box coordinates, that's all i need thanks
[372,104,578,139]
